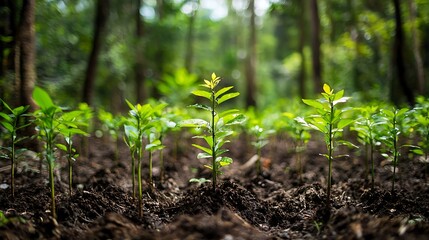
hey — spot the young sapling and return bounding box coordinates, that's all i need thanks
[378,108,409,193]
[351,106,382,189]
[297,84,354,208]
[98,109,124,162]
[32,87,62,219]
[124,100,154,217]
[181,73,244,190]
[410,97,429,179]
[0,99,31,197]
[281,112,311,181]
[56,110,88,196]
[123,124,138,198]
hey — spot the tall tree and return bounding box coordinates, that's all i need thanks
[82,0,110,106]
[297,0,307,98]
[15,0,36,111]
[408,0,425,95]
[0,0,17,102]
[309,0,322,93]
[184,0,200,73]
[245,0,257,108]
[135,0,146,103]
[391,0,414,105]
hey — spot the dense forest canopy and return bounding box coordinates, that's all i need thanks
[1,0,429,111]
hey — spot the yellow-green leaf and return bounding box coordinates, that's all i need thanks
[323,84,331,94]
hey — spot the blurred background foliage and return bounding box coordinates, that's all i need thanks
[1,0,429,112]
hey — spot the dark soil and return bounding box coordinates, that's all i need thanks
[1,134,429,239]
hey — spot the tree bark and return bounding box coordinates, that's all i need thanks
[391,0,414,105]
[297,0,307,99]
[408,0,425,95]
[185,0,200,73]
[135,0,146,103]
[15,0,37,111]
[82,0,110,106]
[245,0,257,108]
[309,0,322,94]
[0,0,17,102]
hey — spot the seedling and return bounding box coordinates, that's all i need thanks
[76,103,93,158]
[98,109,124,162]
[181,73,244,190]
[245,108,275,175]
[410,97,429,179]
[297,84,354,207]
[56,110,88,196]
[351,106,382,189]
[32,87,62,219]
[124,100,154,217]
[378,108,409,193]
[0,99,31,197]
[282,112,311,181]
[123,124,138,198]
[145,131,164,189]
[157,68,199,105]
[150,103,177,182]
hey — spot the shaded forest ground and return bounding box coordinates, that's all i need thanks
[1,134,429,239]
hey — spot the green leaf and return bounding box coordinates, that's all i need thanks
[323,84,331,94]
[192,90,212,100]
[302,99,324,109]
[0,112,12,122]
[197,152,212,159]
[33,87,54,110]
[0,121,13,132]
[333,90,344,101]
[13,105,29,115]
[56,143,68,152]
[189,103,212,112]
[215,86,233,98]
[204,164,213,170]
[337,119,354,129]
[192,144,212,155]
[411,149,424,155]
[125,99,137,112]
[224,114,246,126]
[179,119,209,128]
[0,99,13,112]
[333,97,350,106]
[217,92,239,104]
[219,109,240,118]
[397,108,408,117]
[217,156,233,166]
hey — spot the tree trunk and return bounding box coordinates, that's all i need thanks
[15,0,36,111]
[0,0,17,102]
[297,0,307,99]
[245,0,257,108]
[408,0,425,95]
[185,0,200,73]
[309,0,322,94]
[135,0,146,103]
[82,0,110,106]
[391,0,414,105]
[348,0,363,92]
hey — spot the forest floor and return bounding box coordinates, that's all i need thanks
[1,134,429,239]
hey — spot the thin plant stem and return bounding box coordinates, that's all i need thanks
[211,89,217,190]
[327,102,334,208]
[11,138,15,198]
[137,148,143,217]
[149,151,153,191]
[370,142,375,189]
